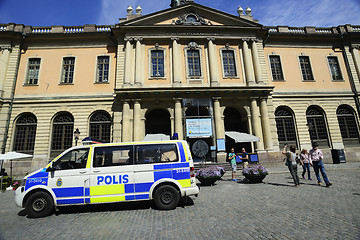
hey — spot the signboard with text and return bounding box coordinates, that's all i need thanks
[186,118,213,138]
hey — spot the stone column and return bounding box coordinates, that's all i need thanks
[172,37,181,85]
[207,37,220,86]
[124,38,133,86]
[133,100,141,141]
[0,47,11,92]
[250,99,264,150]
[135,37,143,87]
[251,40,263,84]
[242,39,255,85]
[213,97,225,139]
[351,46,360,80]
[259,98,273,150]
[174,98,183,140]
[122,101,131,142]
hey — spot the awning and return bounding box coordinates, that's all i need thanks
[143,134,170,141]
[225,131,260,143]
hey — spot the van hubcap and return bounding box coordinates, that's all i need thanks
[32,198,47,212]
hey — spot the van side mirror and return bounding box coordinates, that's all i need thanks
[46,166,56,172]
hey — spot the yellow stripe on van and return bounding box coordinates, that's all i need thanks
[90,196,126,203]
[177,179,191,188]
[90,185,107,196]
[86,147,93,169]
[182,142,189,162]
[108,184,125,194]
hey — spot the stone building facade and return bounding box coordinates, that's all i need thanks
[0,1,360,174]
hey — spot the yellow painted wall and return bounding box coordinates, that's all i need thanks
[264,47,351,91]
[15,47,116,96]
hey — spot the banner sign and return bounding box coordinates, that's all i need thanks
[186,118,212,137]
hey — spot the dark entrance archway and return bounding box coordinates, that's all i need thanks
[145,109,171,136]
[223,107,251,154]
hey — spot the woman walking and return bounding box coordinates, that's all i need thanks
[283,144,302,187]
[300,149,312,180]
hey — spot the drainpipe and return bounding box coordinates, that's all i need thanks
[1,33,26,154]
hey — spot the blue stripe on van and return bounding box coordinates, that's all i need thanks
[177,142,186,162]
[57,198,84,205]
[85,188,90,196]
[126,195,135,201]
[53,187,84,198]
[125,184,134,193]
[172,169,191,180]
[154,170,172,181]
[153,162,189,170]
[135,194,149,200]
[28,168,49,178]
[85,198,90,203]
[135,182,153,192]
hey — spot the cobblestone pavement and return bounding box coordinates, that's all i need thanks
[0,162,359,240]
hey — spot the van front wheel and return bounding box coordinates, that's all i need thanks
[154,185,180,210]
[25,192,54,218]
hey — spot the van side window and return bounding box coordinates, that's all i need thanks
[135,144,178,164]
[93,146,133,167]
[53,148,89,170]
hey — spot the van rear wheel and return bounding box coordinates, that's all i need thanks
[154,185,180,210]
[25,192,54,218]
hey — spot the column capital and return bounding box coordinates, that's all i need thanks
[124,37,134,42]
[0,46,12,52]
[207,37,215,42]
[171,37,180,41]
[212,96,222,101]
[173,97,182,102]
[134,37,143,42]
[351,45,360,50]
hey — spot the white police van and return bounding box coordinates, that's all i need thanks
[15,140,199,217]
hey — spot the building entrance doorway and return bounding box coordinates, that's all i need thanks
[145,109,171,136]
[224,107,251,155]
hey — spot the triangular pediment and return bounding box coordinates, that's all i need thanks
[119,3,262,28]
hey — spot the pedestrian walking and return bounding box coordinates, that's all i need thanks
[308,142,332,187]
[283,144,302,187]
[240,148,249,169]
[300,149,312,180]
[228,148,237,181]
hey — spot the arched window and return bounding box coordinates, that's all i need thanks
[275,107,297,147]
[89,111,111,143]
[52,112,74,154]
[306,106,329,147]
[337,105,359,146]
[13,113,37,153]
[145,109,171,136]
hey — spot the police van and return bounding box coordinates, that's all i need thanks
[15,140,199,218]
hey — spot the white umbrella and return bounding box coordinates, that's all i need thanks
[143,134,170,141]
[0,152,32,160]
[0,152,32,180]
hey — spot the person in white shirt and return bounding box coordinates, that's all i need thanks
[308,142,332,187]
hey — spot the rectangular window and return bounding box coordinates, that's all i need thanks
[269,55,284,81]
[93,146,133,167]
[222,50,236,77]
[328,56,343,80]
[299,56,314,81]
[61,57,75,84]
[135,144,178,164]
[96,56,109,82]
[26,58,41,85]
[187,50,201,77]
[151,50,164,77]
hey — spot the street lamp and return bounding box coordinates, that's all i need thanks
[74,128,81,146]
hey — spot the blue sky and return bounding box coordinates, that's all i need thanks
[0,0,359,27]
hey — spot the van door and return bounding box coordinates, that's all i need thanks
[48,148,90,205]
[134,143,179,200]
[89,145,134,203]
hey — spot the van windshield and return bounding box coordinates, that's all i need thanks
[53,148,89,170]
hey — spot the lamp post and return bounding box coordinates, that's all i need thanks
[74,128,81,146]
